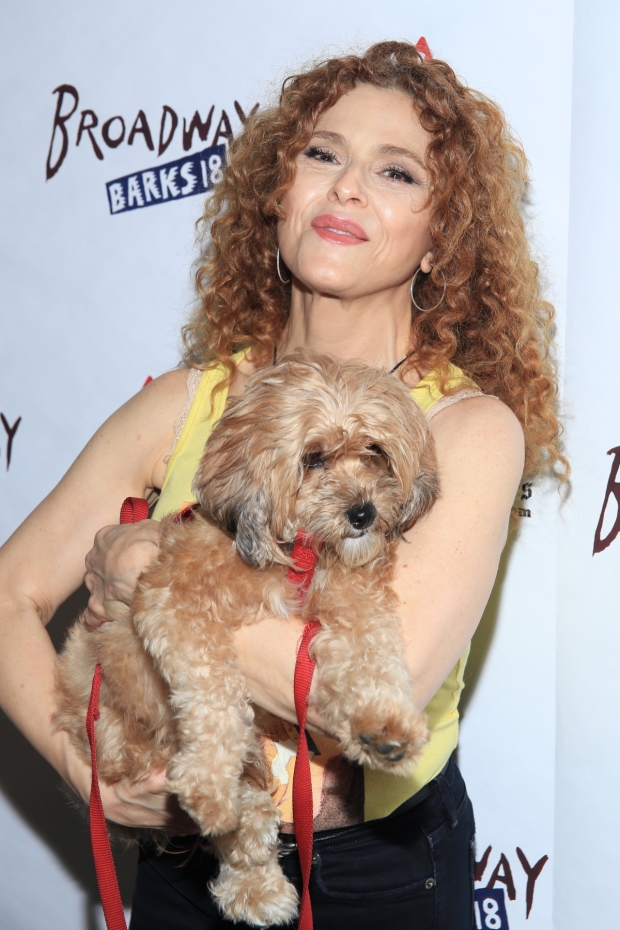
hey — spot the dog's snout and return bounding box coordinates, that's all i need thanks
[346,502,377,530]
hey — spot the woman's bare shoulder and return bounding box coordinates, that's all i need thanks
[126,368,193,488]
[430,394,524,458]
[118,366,191,421]
[80,366,192,492]
[429,394,524,487]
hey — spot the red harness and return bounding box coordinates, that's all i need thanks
[87,498,320,930]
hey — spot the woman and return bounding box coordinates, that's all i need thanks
[0,41,564,929]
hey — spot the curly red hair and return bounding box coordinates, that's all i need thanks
[183,40,566,480]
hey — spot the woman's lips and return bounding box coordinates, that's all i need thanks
[311,214,368,246]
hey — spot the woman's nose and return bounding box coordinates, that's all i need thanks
[328,161,368,206]
[346,502,377,530]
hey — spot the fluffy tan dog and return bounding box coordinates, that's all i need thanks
[55,350,439,927]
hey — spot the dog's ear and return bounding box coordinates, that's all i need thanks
[394,440,440,536]
[192,392,299,569]
[222,483,279,569]
[338,363,441,537]
[194,454,286,570]
[363,388,440,536]
[370,395,440,536]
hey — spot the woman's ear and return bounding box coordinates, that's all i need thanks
[420,250,434,274]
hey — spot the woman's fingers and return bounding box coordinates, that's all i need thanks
[111,770,199,833]
[101,770,199,833]
[82,521,162,627]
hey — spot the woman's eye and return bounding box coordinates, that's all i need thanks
[383,165,415,184]
[304,146,337,164]
[303,451,327,469]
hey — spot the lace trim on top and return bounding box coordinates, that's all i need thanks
[164,368,202,465]
[426,388,496,420]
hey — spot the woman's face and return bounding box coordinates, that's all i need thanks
[278,84,434,300]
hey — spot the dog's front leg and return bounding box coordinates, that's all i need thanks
[309,587,429,775]
[133,587,254,836]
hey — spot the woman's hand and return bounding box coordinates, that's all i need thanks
[83,521,162,629]
[61,731,198,833]
[100,771,200,834]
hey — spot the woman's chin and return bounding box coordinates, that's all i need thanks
[292,265,374,300]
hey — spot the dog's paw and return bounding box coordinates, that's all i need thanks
[346,708,429,773]
[211,860,299,927]
[358,730,411,763]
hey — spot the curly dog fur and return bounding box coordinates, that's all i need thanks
[55,350,439,926]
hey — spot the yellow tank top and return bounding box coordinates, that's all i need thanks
[152,353,473,824]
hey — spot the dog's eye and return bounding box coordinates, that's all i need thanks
[303,451,327,469]
[367,445,390,469]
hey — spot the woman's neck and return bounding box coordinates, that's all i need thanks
[278,282,415,373]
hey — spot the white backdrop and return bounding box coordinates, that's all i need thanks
[1,1,617,928]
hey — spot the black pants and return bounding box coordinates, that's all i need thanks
[129,757,475,930]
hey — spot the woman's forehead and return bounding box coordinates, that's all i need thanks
[313,84,430,154]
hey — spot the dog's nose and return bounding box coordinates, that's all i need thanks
[346,502,376,530]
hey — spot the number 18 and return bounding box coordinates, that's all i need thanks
[475,896,503,929]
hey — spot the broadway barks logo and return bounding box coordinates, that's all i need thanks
[45,85,257,215]
[106,144,225,215]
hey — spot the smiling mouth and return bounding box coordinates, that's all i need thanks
[311,214,368,246]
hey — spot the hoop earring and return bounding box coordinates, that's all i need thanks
[410,266,446,312]
[276,248,290,285]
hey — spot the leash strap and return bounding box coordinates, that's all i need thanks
[119,496,149,525]
[173,502,199,524]
[287,532,321,930]
[86,664,127,930]
[86,496,149,930]
[292,618,321,930]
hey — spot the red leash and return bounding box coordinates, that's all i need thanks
[287,533,321,930]
[86,664,127,930]
[88,500,320,930]
[118,496,150,526]
[292,619,321,930]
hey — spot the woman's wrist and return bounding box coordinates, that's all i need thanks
[51,729,90,801]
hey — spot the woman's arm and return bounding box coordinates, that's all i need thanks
[234,395,525,721]
[0,369,196,830]
[395,395,524,707]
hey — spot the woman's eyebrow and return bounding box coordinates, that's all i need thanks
[377,144,426,170]
[311,130,347,146]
